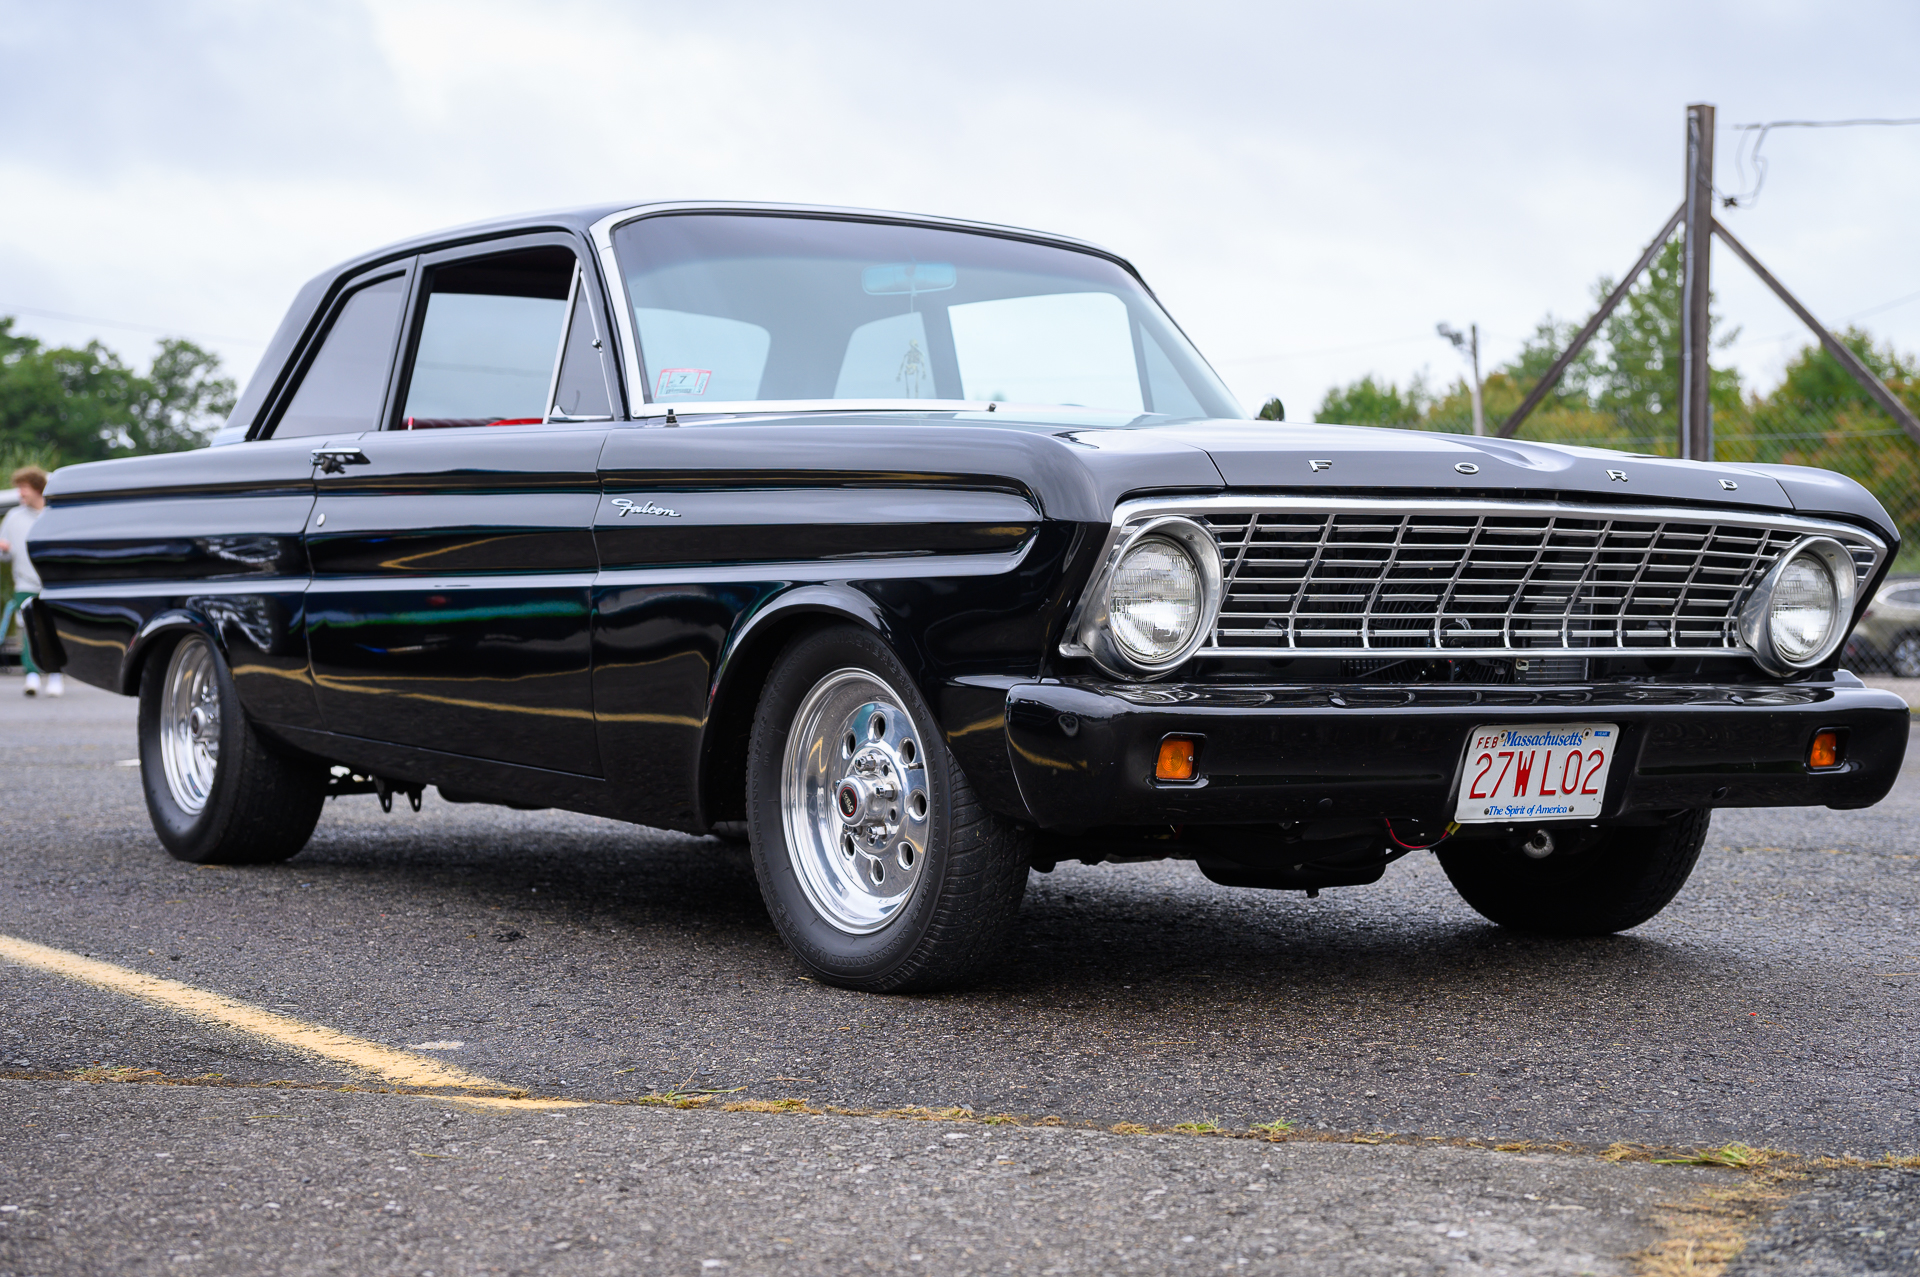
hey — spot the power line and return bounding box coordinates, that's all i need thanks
[1722,284,1920,353]
[1722,116,1920,210]
[0,303,267,348]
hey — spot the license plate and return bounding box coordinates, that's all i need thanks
[1454,723,1619,823]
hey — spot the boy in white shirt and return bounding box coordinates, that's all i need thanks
[0,465,61,697]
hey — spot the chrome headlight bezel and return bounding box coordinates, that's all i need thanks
[1737,536,1857,675]
[1072,516,1224,679]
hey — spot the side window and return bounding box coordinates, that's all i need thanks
[549,277,615,420]
[271,274,407,438]
[398,247,575,429]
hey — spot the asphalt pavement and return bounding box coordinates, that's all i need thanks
[2,677,1916,1275]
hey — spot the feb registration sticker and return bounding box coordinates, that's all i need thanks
[1454,723,1619,823]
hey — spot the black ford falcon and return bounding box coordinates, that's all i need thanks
[20,202,1909,991]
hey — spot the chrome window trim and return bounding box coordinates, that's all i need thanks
[540,264,581,423]
[587,201,1130,424]
[1059,495,1888,666]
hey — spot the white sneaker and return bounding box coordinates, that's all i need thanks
[45,673,63,697]
[22,672,40,696]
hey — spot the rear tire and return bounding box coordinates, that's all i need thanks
[1436,809,1710,935]
[138,632,327,865]
[745,626,1030,992]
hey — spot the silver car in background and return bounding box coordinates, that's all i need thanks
[1846,578,1920,676]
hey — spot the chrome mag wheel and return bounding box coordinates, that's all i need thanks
[780,668,932,934]
[159,636,222,815]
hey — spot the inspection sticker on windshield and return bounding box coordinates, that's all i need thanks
[656,368,712,397]
[1454,723,1619,823]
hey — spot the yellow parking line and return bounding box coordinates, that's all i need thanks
[0,932,572,1101]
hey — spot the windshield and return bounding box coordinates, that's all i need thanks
[610,213,1241,420]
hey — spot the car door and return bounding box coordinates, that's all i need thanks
[301,235,615,777]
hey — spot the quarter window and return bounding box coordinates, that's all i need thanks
[549,280,616,420]
[271,274,407,438]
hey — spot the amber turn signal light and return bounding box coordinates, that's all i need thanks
[1156,736,1198,781]
[1808,730,1844,770]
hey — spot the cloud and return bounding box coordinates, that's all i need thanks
[4,0,1920,410]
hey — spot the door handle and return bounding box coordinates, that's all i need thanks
[312,446,370,474]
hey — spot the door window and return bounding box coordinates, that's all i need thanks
[398,247,575,429]
[272,274,408,438]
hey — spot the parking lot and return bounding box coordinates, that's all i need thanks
[3,679,1916,1275]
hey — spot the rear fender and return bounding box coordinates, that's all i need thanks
[121,611,229,696]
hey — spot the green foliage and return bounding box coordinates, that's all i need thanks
[1256,396,1286,421]
[0,317,235,467]
[1316,374,1424,426]
[1767,327,1919,408]
[1583,236,1743,424]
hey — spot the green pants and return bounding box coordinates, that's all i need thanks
[1,590,38,676]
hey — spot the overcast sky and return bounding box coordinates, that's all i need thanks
[4,0,1919,421]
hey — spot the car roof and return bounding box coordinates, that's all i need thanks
[322,200,1121,282]
[219,202,1135,445]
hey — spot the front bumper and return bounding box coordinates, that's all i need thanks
[1002,675,1909,829]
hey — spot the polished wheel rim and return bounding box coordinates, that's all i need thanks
[160,637,221,815]
[780,668,931,934]
[1895,636,1920,677]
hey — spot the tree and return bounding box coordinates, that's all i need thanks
[1316,374,1424,425]
[124,338,238,454]
[0,318,235,466]
[1765,327,1919,411]
[1584,235,1742,424]
[1256,396,1285,421]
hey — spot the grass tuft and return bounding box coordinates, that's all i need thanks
[722,1098,814,1114]
[1110,1122,1151,1135]
[69,1066,168,1084]
[1652,1144,1787,1171]
[1249,1119,1295,1137]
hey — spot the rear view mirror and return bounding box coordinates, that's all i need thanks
[862,262,956,296]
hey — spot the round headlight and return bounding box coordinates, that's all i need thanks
[1108,536,1203,662]
[1769,552,1838,663]
[1737,536,1857,675]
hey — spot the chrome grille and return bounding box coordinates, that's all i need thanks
[1191,499,1882,657]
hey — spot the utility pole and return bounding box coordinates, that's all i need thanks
[1679,102,1716,461]
[1437,322,1486,435]
[1498,101,1920,448]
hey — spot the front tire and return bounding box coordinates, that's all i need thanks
[1436,809,1710,935]
[745,626,1031,992]
[138,633,327,865]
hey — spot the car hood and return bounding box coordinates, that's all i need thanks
[1058,419,1894,539]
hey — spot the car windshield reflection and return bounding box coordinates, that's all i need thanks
[610,213,1243,422]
